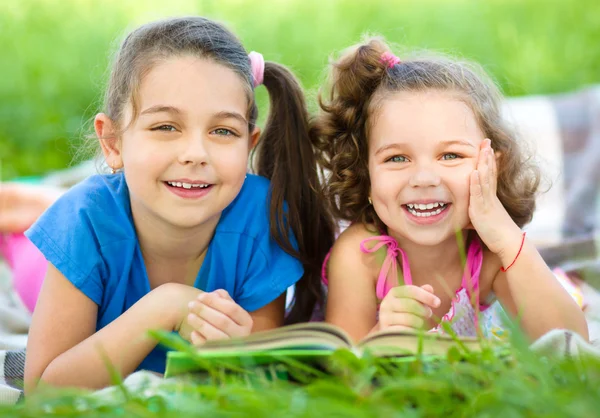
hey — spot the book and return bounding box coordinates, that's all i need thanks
[165,322,487,377]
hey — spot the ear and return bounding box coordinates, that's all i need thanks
[95,113,123,170]
[249,126,261,150]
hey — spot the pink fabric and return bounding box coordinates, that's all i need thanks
[0,233,46,313]
[248,51,264,88]
[359,236,411,300]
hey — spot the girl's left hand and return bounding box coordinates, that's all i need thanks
[469,139,521,256]
[186,290,253,346]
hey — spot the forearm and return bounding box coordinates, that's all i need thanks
[37,285,188,391]
[500,238,588,341]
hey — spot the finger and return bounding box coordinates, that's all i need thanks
[197,293,252,328]
[479,149,490,197]
[392,285,441,308]
[382,296,432,318]
[189,301,240,337]
[470,170,482,199]
[192,319,229,342]
[190,331,207,346]
[476,139,487,170]
[490,147,498,193]
[214,289,234,301]
[421,284,434,294]
[381,312,426,329]
[386,325,420,333]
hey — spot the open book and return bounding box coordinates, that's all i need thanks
[165,322,487,377]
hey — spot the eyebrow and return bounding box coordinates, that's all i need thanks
[439,139,476,148]
[374,139,476,156]
[140,105,183,116]
[212,111,248,125]
[139,106,247,125]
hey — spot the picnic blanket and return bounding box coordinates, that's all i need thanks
[0,262,28,405]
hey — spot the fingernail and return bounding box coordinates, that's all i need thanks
[188,301,195,310]
[435,298,441,307]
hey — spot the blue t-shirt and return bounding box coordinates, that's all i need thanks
[25,173,303,373]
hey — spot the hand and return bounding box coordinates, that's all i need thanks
[469,139,521,255]
[379,284,441,331]
[0,183,64,233]
[185,290,253,346]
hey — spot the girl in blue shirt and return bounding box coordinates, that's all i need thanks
[23,17,334,391]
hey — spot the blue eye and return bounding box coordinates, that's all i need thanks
[388,155,408,163]
[442,153,459,160]
[212,128,236,136]
[152,125,177,132]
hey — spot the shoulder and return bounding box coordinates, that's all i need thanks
[26,173,135,257]
[50,173,130,216]
[24,174,134,303]
[327,223,381,282]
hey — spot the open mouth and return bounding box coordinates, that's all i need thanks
[403,202,450,218]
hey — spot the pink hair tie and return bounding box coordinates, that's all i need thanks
[380,51,401,69]
[248,51,264,88]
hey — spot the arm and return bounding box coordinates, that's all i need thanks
[470,139,588,341]
[25,264,200,393]
[324,226,380,342]
[492,235,589,341]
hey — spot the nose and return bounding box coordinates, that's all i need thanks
[408,164,441,188]
[177,132,208,166]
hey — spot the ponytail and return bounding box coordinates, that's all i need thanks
[312,37,392,232]
[255,62,335,324]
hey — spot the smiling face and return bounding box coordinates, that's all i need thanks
[100,56,256,230]
[368,90,485,246]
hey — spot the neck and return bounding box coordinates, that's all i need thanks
[388,229,470,287]
[130,200,220,286]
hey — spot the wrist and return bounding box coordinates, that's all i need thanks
[498,230,527,271]
[152,283,202,331]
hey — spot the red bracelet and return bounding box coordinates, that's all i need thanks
[500,232,526,272]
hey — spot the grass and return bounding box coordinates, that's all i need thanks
[2,336,600,417]
[1,0,600,179]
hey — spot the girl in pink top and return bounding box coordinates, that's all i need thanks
[314,38,588,343]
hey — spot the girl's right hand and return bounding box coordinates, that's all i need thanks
[378,284,441,331]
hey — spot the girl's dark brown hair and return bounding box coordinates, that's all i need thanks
[312,36,541,232]
[100,17,335,323]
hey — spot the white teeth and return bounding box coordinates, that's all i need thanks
[167,181,210,189]
[407,205,446,217]
[426,203,434,209]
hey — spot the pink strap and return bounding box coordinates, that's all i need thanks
[461,238,483,311]
[359,236,411,300]
[248,51,264,88]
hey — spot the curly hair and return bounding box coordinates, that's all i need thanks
[311,36,541,233]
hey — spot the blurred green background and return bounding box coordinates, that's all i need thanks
[1,0,599,179]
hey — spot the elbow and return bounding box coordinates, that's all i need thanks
[570,312,590,342]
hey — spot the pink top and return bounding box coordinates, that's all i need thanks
[0,233,46,313]
[321,234,500,336]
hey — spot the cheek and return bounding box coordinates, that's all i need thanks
[370,168,405,203]
[211,145,249,178]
